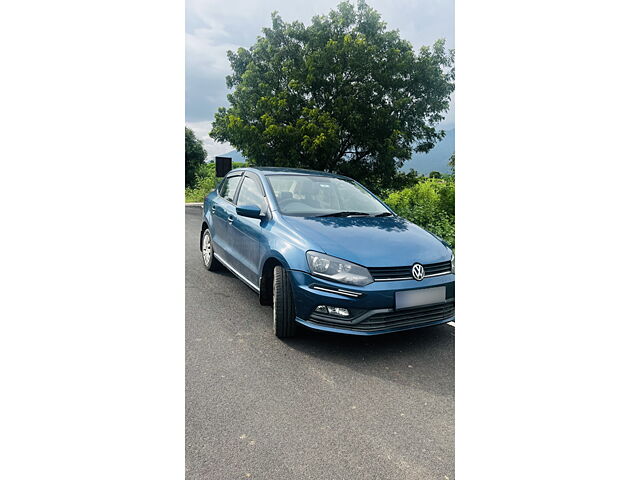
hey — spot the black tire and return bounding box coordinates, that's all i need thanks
[272,265,297,338]
[201,228,223,271]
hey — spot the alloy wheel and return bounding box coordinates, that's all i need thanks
[202,232,212,266]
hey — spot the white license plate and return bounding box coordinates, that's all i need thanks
[395,286,446,310]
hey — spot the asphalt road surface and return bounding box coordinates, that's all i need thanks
[186,206,455,479]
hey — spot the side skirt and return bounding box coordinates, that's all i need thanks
[213,252,260,293]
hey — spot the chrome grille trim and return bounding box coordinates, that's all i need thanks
[373,271,451,282]
[368,260,453,282]
[310,285,363,298]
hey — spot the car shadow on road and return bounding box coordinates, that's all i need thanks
[282,323,454,394]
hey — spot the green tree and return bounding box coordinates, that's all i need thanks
[448,152,455,174]
[185,126,207,188]
[429,171,442,179]
[210,0,454,193]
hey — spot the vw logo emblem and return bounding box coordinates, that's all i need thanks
[412,263,425,281]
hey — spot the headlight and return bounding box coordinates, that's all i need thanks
[451,253,455,274]
[306,251,373,286]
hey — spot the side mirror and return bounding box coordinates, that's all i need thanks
[236,204,263,219]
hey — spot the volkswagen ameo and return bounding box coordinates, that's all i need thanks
[200,167,454,338]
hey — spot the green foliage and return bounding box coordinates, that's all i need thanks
[184,161,246,202]
[185,127,207,188]
[374,168,422,199]
[429,171,442,179]
[195,161,246,180]
[384,178,455,248]
[185,177,218,203]
[210,0,454,195]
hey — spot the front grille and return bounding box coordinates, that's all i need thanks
[358,301,454,331]
[309,301,454,332]
[368,261,452,281]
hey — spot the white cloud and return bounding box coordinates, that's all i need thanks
[186,0,455,129]
[186,120,232,160]
[185,34,237,78]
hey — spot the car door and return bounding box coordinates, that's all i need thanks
[210,173,243,264]
[227,172,269,287]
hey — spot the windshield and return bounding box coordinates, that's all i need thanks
[266,174,391,217]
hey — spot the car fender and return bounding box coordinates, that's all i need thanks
[259,236,308,274]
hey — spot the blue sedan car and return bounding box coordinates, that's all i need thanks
[200,167,454,338]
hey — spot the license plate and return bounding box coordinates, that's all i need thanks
[395,286,446,310]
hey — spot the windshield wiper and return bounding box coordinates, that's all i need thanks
[317,211,373,217]
[374,212,394,217]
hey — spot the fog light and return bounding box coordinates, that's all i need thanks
[327,306,350,317]
[314,305,350,317]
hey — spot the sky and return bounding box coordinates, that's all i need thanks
[186,0,454,160]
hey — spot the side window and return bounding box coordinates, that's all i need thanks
[217,178,227,195]
[218,175,242,203]
[237,176,265,210]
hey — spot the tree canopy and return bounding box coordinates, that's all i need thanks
[185,126,207,188]
[210,0,454,192]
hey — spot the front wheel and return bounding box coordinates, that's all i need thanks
[201,229,223,271]
[272,265,297,338]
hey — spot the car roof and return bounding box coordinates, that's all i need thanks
[231,166,351,180]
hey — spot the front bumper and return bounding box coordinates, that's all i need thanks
[288,270,455,335]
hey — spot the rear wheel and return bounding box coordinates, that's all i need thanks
[272,265,297,338]
[201,229,223,271]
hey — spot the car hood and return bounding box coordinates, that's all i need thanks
[280,215,451,267]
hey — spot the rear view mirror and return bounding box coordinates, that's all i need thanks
[236,204,263,219]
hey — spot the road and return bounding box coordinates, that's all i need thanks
[185,206,455,479]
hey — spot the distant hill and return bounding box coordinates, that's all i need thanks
[401,129,454,175]
[212,129,454,175]
[208,150,247,164]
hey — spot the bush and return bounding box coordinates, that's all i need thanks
[184,161,246,202]
[384,178,455,248]
[185,176,219,203]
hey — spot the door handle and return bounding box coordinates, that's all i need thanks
[227,215,234,223]
[210,205,216,213]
